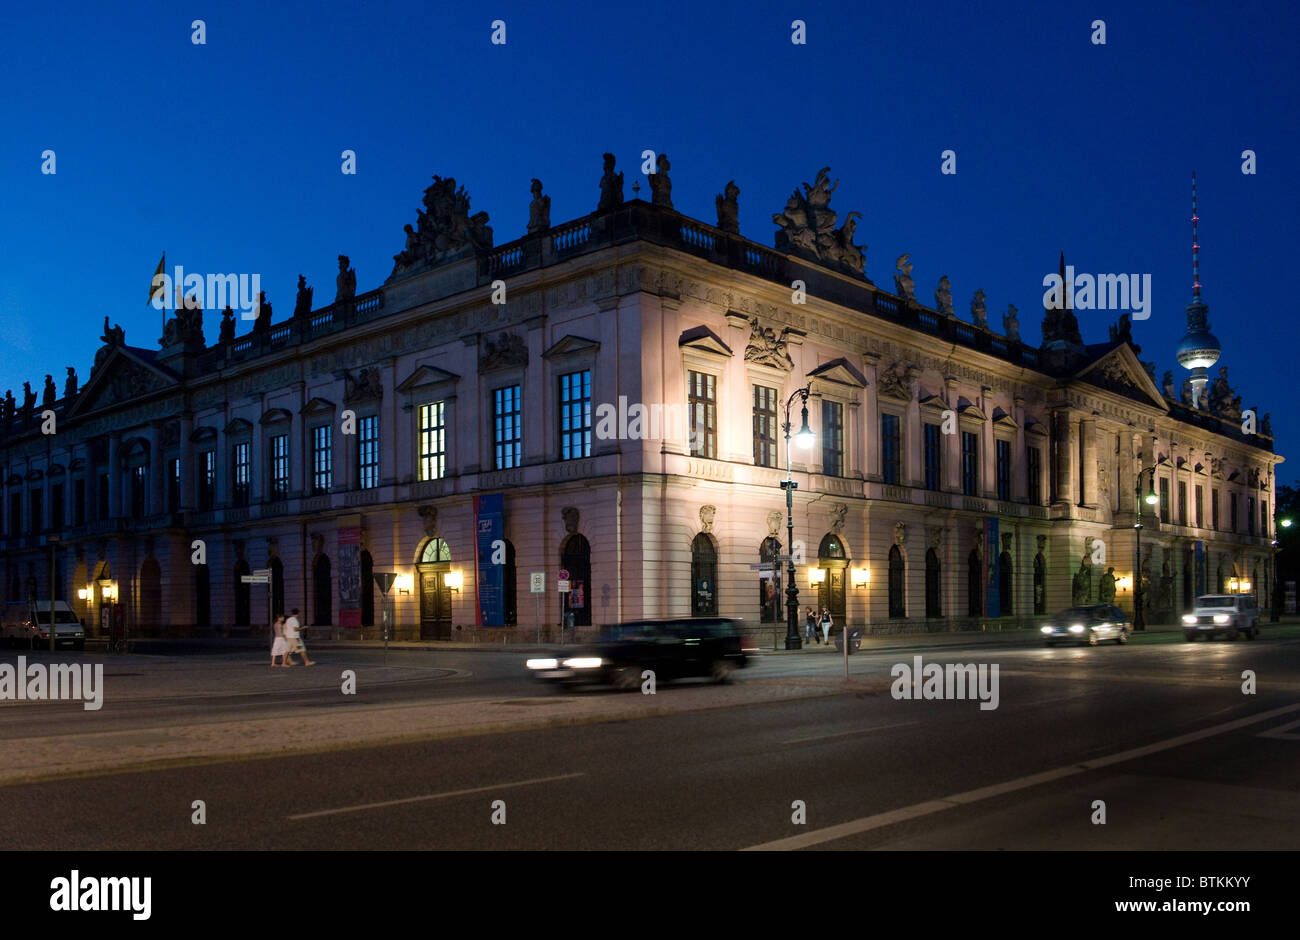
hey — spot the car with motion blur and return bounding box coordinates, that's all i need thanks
[1,601,86,650]
[526,617,753,690]
[1040,605,1131,646]
[1182,594,1259,640]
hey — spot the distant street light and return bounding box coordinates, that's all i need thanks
[1134,465,1160,631]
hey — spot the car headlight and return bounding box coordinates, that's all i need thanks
[1068,624,1085,634]
[1040,626,1053,634]
[562,657,603,669]
[1182,615,1197,625]
[525,658,559,670]
[1213,614,1230,624]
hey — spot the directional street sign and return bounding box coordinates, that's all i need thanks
[558,580,571,592]
[241,575,270,584]
[530,572,546,593]
[253,568,272,578]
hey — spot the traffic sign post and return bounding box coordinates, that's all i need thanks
[530,572,545,642]
[241,571,273,638]
[374,573,398,665]
[558,572,572,640]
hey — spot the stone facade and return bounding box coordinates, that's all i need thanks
[0,165,1282,642]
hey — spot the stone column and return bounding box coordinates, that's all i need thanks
[1012,397,1027,501]
[1051,410,1073,507]
[107,432,122,519]
[290,384,306,496]
[944,378,960,490]
[178,413,194,510]
[148,423,165,517]
[1080,418,1097,508]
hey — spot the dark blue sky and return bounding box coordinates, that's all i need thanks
[3,0,1296,477]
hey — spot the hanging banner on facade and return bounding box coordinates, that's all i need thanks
[1194,540,1205,597]
[475,493,505,626]
[984,516,1000,618]
[337,526,362,627]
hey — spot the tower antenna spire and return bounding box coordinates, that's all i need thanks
[1192,171,1202,302]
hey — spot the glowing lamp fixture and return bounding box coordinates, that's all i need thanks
[394,573,413,595]
[808,567,827,586]
[76,587,88,601]
[1114,576,1133,592]
[1282,518,1294,529]
[443,571,463,593]
[794,404,814,449]
[851,567,869,588]
[1144,488,1159,506]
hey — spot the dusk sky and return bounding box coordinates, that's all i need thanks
[3,0,1296,478]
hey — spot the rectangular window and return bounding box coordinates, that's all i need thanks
[1027,446,1042,504]
[558,371,592,461]
[1211,489,1219,530]
[1247,496,1256,535]
[357,415,379,489]
[270,435,289,500]
[1229,493,1238,533]
[418,403,446,481]
[752,385,778,468]
[1195,484,1204,528]
[996,439,1011,502]
[881,414,901,484]
[74,479,86,526]
[687,371,716,459]
[51,483,64,530]
[130,465,147,517]
[922,423,942,492]
[311,425,332,495]
[1177,481,1187,524]
[961,431,979,496]
[822,401,844,477]
[232,442,250,507]
[493,385,522,470]
[30,489,43,533]
[167,458,180,513]
[1159,477,1170,523]
[98,473,109,520]
[198,451,215,511]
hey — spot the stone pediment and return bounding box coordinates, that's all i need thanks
[543,335,601,360]
[300,397,336,417]
[808,358,867,389]
[225,418,253,436]
[956,397,986,421]
[992,407,1017,428]
[66,347,176,417]
[679,325,732,358]
[396,365,460,394]
[259,408,293,426]
[1025,416,1049,437]
[1076,346,1165,409]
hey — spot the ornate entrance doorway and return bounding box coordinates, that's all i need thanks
[816,534,847,622]
[418,538,452,640]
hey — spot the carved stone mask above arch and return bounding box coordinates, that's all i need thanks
[829,503,847,533]
[562,506,580,534]
[699,504,716,533]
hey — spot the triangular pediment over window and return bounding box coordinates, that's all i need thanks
[808,358,867,389]
[956,397,986,421]
[679,325,732,358]
[1075,344,1166,409]
[65,346,179,417]
[992,407,1018,428]
[542,335,601,360]
[300,397,336,417]
[919,393,947,413]
[1025,416,1049,437]
[260,408,292,426]
[395,365,460,394]
[225,418,253,436]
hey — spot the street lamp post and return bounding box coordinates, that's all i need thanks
[1273,517,1292,622]
[781,385,814,650]
[1133,465,1159,631]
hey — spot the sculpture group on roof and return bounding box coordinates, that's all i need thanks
[771,167,866,276]
[390,175,495,277]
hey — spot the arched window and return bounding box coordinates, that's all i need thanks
[967,549,982,617]
[998,551,1013,615]
[925,548,941,618]
[818,534,847,560]
[888,545,905,619]
[313,554,332,625]
[421,538,451,563]
[1033,553,1046,615]
[360,551,374,627]
[234,559,251,626]
[759,537,782,622]
[691,533,718,615]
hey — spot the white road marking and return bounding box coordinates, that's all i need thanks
[781,721,919,745]
[287,772,585,820]
[744,702,1300,850]
[1256,717,1300,740]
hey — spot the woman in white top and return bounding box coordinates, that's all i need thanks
[271,616,289,667]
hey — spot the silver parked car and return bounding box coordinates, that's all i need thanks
[1040,605,1132,646]
[1182,594,1259,640]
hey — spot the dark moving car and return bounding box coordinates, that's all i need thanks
[526,617,751,690]
[1039,605,1132,646]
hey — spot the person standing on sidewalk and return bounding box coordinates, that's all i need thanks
[271,615,289,667]
[284,608,314,666]
[805,607,819,645]
[820,608,833,645]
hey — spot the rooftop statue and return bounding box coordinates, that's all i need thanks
[893,254,915,302]
[715,180,740,233]
[934,275,954,316]
[598,153,624,211]
[22,382,36,415]
[527,178,551,234]
[219,305,236,344]
[101,316,125,347]
[390,175,494,278]
[772,167,867,277]
[294,275,314,318]
[63,367,77,400]
[336,255,357,303]
[254,291,272,333]
[649,153,672,209]
[1003,303,1020,341]
[42,374,55,407]
[1,390,13,423]
[970,289,988,330]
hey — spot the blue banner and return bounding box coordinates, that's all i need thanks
[475,493,505,626]
[1194,541,1204,597]
[984,517,1000,618]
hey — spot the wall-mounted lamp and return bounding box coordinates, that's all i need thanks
[808,567,826,586]
[443,570,463,593]
[101,582,117,602]
[851,567,869,589]
[76,587,88,601]
[1114,575,1133,592]
[395,573,413,595]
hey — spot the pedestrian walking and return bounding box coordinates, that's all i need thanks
[270,615,289,667]
[805,607,819,645]
[284,608,314,666]
[820,608,833,645]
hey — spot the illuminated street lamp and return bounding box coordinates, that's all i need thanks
[1272,517,1293,622]
[1134,465,1160,631]
[781,384,814,650]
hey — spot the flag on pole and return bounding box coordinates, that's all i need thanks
[147,252,166,307]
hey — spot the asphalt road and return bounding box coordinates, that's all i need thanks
[1,632,1297,850]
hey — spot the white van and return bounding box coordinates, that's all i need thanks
[1182,594,1259,641]
[1,601,86,650]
